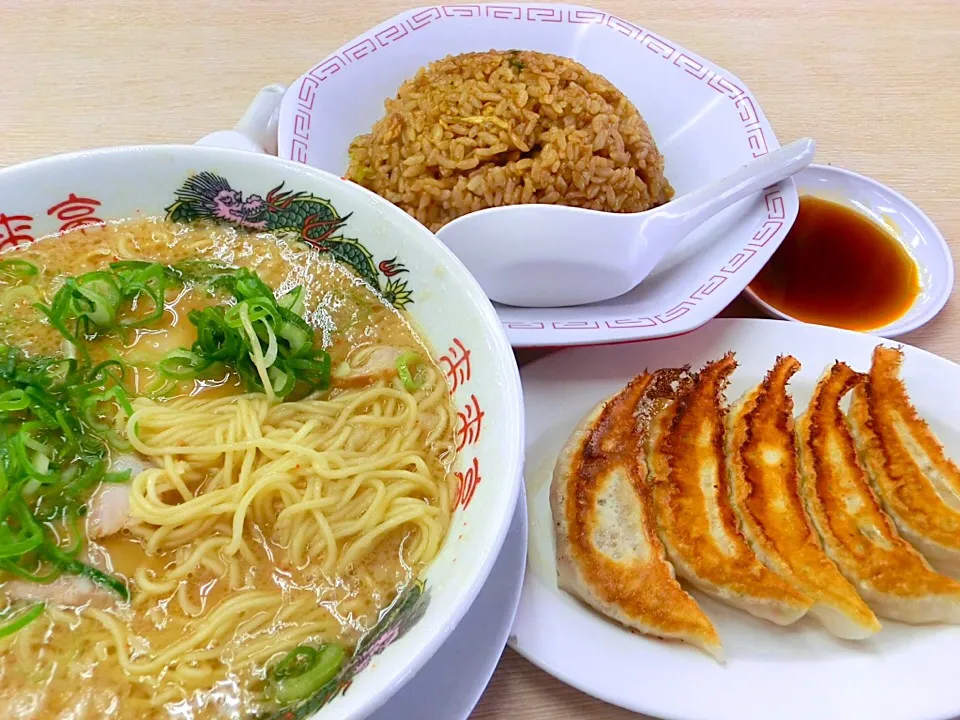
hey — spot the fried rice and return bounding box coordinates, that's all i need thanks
[346,50,674,232]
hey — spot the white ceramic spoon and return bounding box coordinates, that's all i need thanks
[435,138,816,308]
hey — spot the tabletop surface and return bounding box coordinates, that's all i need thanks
[2,0,959,717]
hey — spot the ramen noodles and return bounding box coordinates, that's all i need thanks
[0,218,456,719]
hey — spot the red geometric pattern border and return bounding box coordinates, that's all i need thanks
[288,5,770,168]
[503,186,784,332]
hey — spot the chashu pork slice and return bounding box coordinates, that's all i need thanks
[797,361,960,624]
[551,373,723,660]
[725,356,880,639]
[644,356,811,625]
[848,345,960,578]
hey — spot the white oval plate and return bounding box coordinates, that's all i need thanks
[745,164,955,338]
[512,318,960,720]
[369,488,527,720]
[275,3,799,348]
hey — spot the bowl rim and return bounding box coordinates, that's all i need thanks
[743,162,955,339]
[274,1,803,348]
[0,143,526,720]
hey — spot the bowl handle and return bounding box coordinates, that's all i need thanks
[194,83,287,155]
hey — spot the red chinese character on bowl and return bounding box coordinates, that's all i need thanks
[439,337,472,392]
[47,193,104,233]
[0,214,35,249]
[454,457,482,510]
[455,394,484,452]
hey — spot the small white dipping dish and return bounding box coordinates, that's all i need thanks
[744,163,954,338]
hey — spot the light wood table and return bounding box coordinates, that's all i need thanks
[2,1,959,718]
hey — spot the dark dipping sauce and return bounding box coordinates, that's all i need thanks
[749,195,920,331]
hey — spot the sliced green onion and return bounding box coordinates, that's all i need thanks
[288,355,331,389]
[32,452,50,476]
[162,267,330,398]
[277,309,312,357]
[0,559,59,583]
[36,262,174,345]
[0,260,39,280]
[41,542,129,601]
[267,367,295,397]
[278,321,309,358]
[34,295,81,349]
[33,261,331,400]
[268,643,345,704]
[11,431,56,483]
[0,389,29,412]
[74,272,123,328]
[0,603,44,638]
[0,501,44,558]
[189,308,244,362]
[73,560,130,600]
[110,261,168,328]
[273,646,318,678]
[396,352,424,391]
[104,469,132,484]
[0,346,131,598]
[279,286,305,315]
[158,349,210,379]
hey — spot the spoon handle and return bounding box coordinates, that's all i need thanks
[651,138,815,241]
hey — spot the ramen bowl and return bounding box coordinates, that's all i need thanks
[0,145,524,719]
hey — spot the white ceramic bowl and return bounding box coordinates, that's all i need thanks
[0,146,524,720]
[273,2,801,348]
[744,164,955,337]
